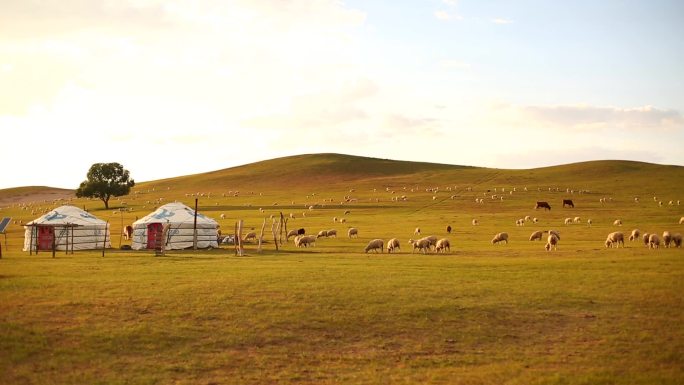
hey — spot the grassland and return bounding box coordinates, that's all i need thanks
[1,153,683,384]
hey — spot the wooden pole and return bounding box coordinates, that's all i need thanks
[52,227,56,258]
[279,212,285,246]
[119,208,123,249]
[65,224,69,255]
[237,220,244,256]
[193,198,198,250]
[234,221,238,256]
[102,222,108,257]
[29,225,34,256]
[257,218,266,253]
[71,225,74,254]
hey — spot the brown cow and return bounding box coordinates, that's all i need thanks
[535,201,551,210]
[562,199,574,208]
[122,225,133,240]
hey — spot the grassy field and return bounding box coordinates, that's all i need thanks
[1,154,683,384]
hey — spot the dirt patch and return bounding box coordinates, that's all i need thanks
[0,188,74,206]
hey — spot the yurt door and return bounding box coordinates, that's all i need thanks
[147,223,164,249]
[37,226,55,250]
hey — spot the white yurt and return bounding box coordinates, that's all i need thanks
[23,205,112,251]
[131,202,219,250]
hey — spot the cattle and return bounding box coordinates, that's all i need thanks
[562,199,574,208]
[535,201,551,210]
[122,225,133,240]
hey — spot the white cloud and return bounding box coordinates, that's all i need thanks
[492,103,684,132]
[491,18,514,24]
[434,10,463,21]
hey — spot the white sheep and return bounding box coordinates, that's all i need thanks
[219,213,226,219]
[643,233,650,247]
[613,219,622,226]
[529,231,543,241]
[317,230,328,238]
[648,233,660,248]
[548,230,561,240]
[472,219,479,226]
[516,219,525,226]
[340,218,346,223]
[387,238,401,253]
[294,235,316,248]
[662,231,672,247]
[545,234,559,251]
[573,216,581,224]
[327,229,337,238]
[348,228,358,238]
[333,217,338,222]
[491,232,509,245]
[364,239,384,253]
[408,238,431,254]
[524,215,532,222]
[286,229,298,240]
[435,238,451,253]
[629,229,641,242]
[679,217,684,225]
[672,233,682,248]
[564,218,573,225]
[605,232,625,248]
[533,217,538,223]
[414,227,421,235]
[587,219,592,227]
[243,232,257,242]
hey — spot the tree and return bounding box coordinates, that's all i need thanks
[76,163,135,209]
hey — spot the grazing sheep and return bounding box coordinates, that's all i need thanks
[587,219,592,227]
[533,217,539,223]
[317,230,328,238]
[340,218,347,223]
[387,238,401,253]
[243,232,257,242]
[326,229,337,238]
[297,228,306,235]
[545,234,559,251]
[472,219,479,226]
[491,232,509,245]
[573,216,581,224]
[564,218,573,225]
[628,229,640,242]
[348,228,359,238]
[408,238,431,254]
[648,233,660,249]
[364,239,384,253]
[643,233,650,247]
[548,230,561,240]
[344,210,351,215]
[605,232,625,248]
[414,227,421,235]
[529,230,543,241]
[516,219,525,226]
[680,217,684,224]
[672,233,682,248]
[613,219,622,226]
[421,235,438,249]
[286,229,298,240]
[294,235,316,248]
[435,238,451,253]
[524,215,532,222]
[662,231,672,247]
[219,213,226,219]
[446,225,452,234]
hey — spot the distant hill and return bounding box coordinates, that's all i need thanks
[0,186,74,206]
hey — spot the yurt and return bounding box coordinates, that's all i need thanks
[23,205,112,251]
[131,202,219,250]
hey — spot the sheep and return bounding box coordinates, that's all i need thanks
[529,230,543,241]
[219,213,226,219]
[516,219,525,226]
[294,235,316,248]
[524,215,532,222]
[243,232,257,242]
[587,219,592,227]
[333,217,338,222]
[326,229,337,238]
[387,238,401,253]
[545,234,559,251]
[672,233,682,248]
[435,238,451,253]
[446,225,452,234]
[643,233,650,247]
[364,239,384,253]
[629,229,641,242]
[491,232,509,245]
[421,235,438,249]
[472,219,479,226]
[533,217,538,223]
[564,218,573,225]
[408,238,431,254]
[662,231,672,247]
[680,217,684,225]
[339,218,346,223]
[414,227,421,235]
[317,230,328,238]
[573,216,581,224]
[613,219,622,226]
[286,229,298,240]
[605,232,625,248]
[348,228,358,238]
[548,230,561,240]
[648,233,660,249]
[122,225,133,240]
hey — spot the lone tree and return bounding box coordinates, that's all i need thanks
[76,163,135,209]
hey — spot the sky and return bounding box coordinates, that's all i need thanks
[2,0,683,189]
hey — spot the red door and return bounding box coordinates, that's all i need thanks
[37,226,55,250]
[147,223,163,249]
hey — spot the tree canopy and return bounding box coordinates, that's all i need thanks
[76,163,135,209]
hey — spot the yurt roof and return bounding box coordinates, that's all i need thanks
[26,205,107,226]
[133,202,218,226]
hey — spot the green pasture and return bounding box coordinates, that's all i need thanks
[0,154,683,384]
